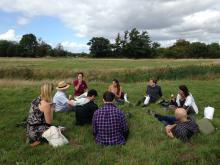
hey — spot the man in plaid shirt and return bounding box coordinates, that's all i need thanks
[92,91,129,145]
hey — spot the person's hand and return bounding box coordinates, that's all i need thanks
[78,79,82,85]
[165,125,174,138]
[165,125,172,133]
[69,95,73,100]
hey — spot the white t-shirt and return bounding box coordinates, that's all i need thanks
[176,93,199,114]
[73,98,90,106]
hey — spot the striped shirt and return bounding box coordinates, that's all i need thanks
[92,103,129,145]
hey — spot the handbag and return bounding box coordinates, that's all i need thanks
[42,126,69,147]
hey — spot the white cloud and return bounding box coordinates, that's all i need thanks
[0,0,220,48]
[0,29,20,41]
[17,16,29,25]
[61,41,89,53]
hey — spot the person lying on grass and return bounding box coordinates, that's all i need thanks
[136,78,162,107]
[26,82,54,147]
[148,108,199,143]
[108,79,130,104]
[169,85,198,115]
[73,72,88,99]
[92,91,129,145]
[53,81,90,112]
[75,89,99,126]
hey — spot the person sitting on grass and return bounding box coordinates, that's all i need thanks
[75,89,99,126]
[53,81,91,112]
[53,81,75,112]
[108,79,129,104]
[26,82,54,147]
[92,91,129,145]
[148,108,199,143]
[170,85,198,115]
[73,72,88,99]
[136,78,162,107]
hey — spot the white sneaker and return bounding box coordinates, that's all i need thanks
[124,93,130,103]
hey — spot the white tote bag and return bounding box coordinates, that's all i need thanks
[42,126,69,147]
[204,106,215,120]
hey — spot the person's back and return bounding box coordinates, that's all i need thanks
[92,91,129,145]
[26,82,54,147]
[53,90,69,112]
[75,101,98,125]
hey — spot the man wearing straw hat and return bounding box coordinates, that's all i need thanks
[53,81,92,112]
[53,81,75,112]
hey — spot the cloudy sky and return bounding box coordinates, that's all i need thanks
[0,0,220,53]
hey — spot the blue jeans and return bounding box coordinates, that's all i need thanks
[155,115,177,126]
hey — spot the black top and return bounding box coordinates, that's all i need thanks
[146,85,162,102]
[75,101,98,126]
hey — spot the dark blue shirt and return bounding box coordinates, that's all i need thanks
[146,85,162,102]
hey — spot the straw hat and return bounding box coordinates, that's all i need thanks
[56,81,70,90]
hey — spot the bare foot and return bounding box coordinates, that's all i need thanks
[30,141,41,147]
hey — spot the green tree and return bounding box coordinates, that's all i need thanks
[87,37,112,57]
[207,43,220,58]
[189,42,208,58]
[168,39,190,58]
[121,28,152,58]
[0,40,20,57]
[52,43,66,57]
[112,33,123,57]
[19,33,38,57]
[36,39,53,57]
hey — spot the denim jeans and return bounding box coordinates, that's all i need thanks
[155,115,177,126]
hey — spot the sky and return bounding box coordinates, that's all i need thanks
[0,0,220,53]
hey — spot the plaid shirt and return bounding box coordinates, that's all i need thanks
[172,118,199,142]
[92,103,129,145]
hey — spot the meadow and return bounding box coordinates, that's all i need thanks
[0,58,219,165]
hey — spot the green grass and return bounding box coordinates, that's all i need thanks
[1,58,220,81]
[1,58,220,71]
[0,80,220,165]
[0,58,220,164]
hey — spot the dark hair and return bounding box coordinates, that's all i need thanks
[179,85,189,97]
[87,89,98,97]
[103,91,115,102]
[113,79,120,95]
[149,78,158,84]
[77,72,84,77]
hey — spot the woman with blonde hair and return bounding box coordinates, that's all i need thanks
[26,82,54,147]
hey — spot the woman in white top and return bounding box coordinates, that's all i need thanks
[171,85,198,114]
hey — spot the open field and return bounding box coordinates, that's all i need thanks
[1,58,220,71]
[0,58,220,164]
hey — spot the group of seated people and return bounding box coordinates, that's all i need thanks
[26,73,199,147]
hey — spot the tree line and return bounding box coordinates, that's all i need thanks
[0,28,220,58]
[87,28,220,58]
[0,34,83,57]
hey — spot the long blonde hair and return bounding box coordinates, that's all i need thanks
[40,82,54,103]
